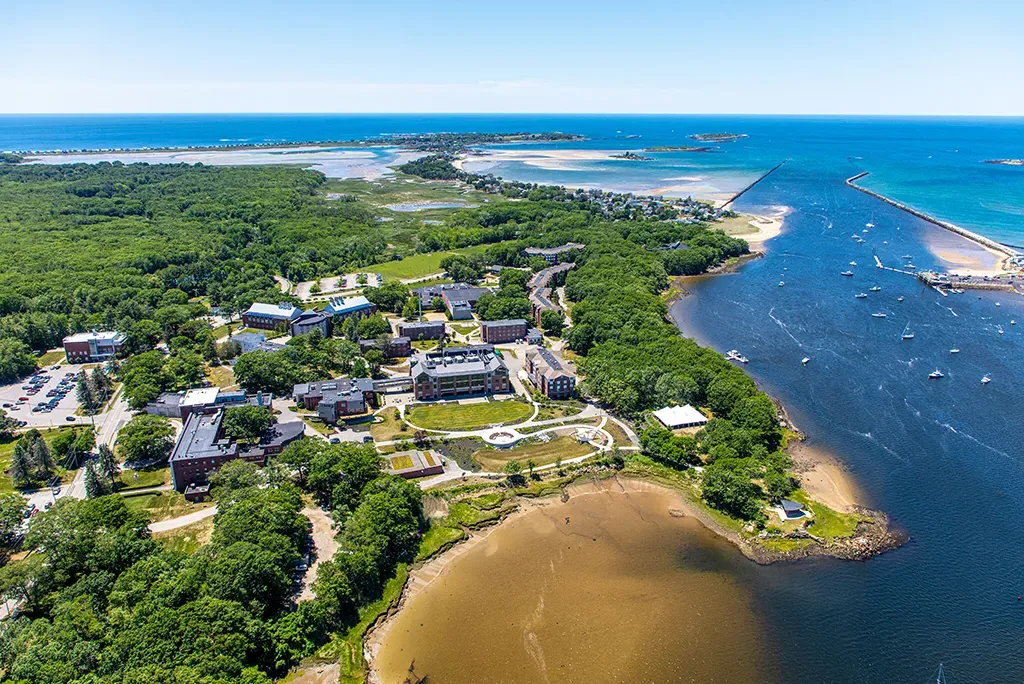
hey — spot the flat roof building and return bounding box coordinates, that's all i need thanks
[386,450,445,479]
[409,344,509,400]
[480,319,528,344]
[524,346,576,399]
[293,378,377,424]
[323,295,375,321]
[63,330,125,362]
[291,310,331,338]
[146,388,272,421]
[397,320,447,341]
[242,302,301,331]
[169,409,303,493]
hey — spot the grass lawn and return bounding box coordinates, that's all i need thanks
[715,214,759,237]
[534,401,585,421]
[405,400,533,431]
[792,490,864,540]
[450,322,478,335]
[122,489,212,523]
[35,350,66,366]
[153,516,214,554]
[370,409,408,442]
[302,417,334,436]
[205,364,236,389]
[367,244,492,281]
[473,435,592,472]
[116,466,170,490]
[0,427,81,493]
[211,323,232,340]
[603,420,634,446]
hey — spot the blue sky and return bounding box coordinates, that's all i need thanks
[2,0,1022,114]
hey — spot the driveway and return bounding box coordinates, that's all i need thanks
[298,506,338,601]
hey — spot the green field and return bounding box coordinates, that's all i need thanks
[116,466,170,490]
[367,243,491,281]
[153,516,214,554]
[405,400,533,431]
[792,490,864,540]
[472,435,593,471]
[35,350,66,366]
[122,489,212,522]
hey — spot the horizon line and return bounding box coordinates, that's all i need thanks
[2,112,1024,119]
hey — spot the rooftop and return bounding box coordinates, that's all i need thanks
[524,242,585,257]
[63,330,125,344]
[324,295,372,315]
[411,346,506,378]
[170,411,235,464]
[653,404,708,428]
[180,387,220,407]
[245,302,301,319]
[480,319,527,328]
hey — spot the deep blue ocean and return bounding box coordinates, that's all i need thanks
[3,114,1024,682]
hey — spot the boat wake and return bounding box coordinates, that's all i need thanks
[934,420,1012,461]
[935,301,959,317]
[767,307,803,347]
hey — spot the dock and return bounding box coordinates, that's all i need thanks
[722,161,786,209]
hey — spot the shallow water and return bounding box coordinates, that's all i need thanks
[375,481,775,684]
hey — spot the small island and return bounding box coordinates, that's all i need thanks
[983,159,1024,166]
[645,145,716,153]
[611,151,654,161]
[690,132,748,142]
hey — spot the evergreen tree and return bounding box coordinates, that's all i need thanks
[83,463,104,498]
[77,375,99,413]
[29,436,55,482]
[341,315,359,342]
[9,447,31,488]
[97,443,120,488]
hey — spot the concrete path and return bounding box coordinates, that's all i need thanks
[149,506,218,533]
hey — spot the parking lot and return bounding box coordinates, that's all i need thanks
[0,362,96,429]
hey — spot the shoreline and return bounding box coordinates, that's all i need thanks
[846,171,1020,276]
[363,471,902,682]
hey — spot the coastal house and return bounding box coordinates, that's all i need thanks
[242,302,301,331]
[780,499,806,519]
[409,344,509,400]
[653,405,708,430]
[62,330,125,362]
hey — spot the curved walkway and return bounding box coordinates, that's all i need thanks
[148,506,217,533]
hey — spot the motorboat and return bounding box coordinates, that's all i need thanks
[866,222,875,228]
[779,281,785,287]
[982,375,991,384]
[872,312,887,318]
[849,261,857,266]
[928,369,945,379]
[855,293,868,299]
[897,296,905,302]
[869,286,882,292]
[841,271,854,277]
[949,348,960,354]
[801,357,810,365]
[902,254,913,259]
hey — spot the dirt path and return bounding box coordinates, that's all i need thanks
[299,506,338,601]
[148,506,218,533]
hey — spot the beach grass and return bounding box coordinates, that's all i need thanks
[405,400,533,431]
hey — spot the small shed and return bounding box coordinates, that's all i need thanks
[653,404,708,430]
[780,499,806,519]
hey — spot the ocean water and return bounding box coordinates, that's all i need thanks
[4,115,1024,681]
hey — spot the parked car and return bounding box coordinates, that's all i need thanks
[65,416,75,422]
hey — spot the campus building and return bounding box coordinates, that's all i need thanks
[62,331,125,362]
[232,332,285,354]
[397,320,447,341]
[528,262,576,290]
[359,336,412,358]
[480,319,528,344]
[323,295,375,322]
[290,310,331,337]
[170,409,303,496]
[529,288,559,326]
[524,346,576,399]
[146,387,273,422]
[292,378,378,423]
[242,302,302,331]
[386,450,445,479]
[411,283,490,320]
[524,242,585,264]
[409,345,510,400]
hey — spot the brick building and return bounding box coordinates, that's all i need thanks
[292,378,377,423]
[242,302,301,331]
[480,319,528,344]
[525,346,576,399]
[410,345,509,400]
[62,331,125,362]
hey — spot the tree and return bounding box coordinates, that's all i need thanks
[84,463,105,498]
[97,443,120,488]
[167,348,205,388]
[503,459,525,487]
[0,492,24,547]
[351,358,369,378]
[341,316,359,342]
[13,429,55,484]
[233,351,305,395]
[356,315,390,340]
[526,459,537,479]
[364,349,385,376]
[51,429,92,468]
[0,338,35,384]
[222,405,272,441]
[401,296,420,321]
[116,414,175,465]
[210,459,265,502]
[77,374,100,413]
[701,464,764,521]
[439,254,485,283]
[431,296,446,313]
[8,444,31,488]
[540,309,564,337]
[364,282,409,313]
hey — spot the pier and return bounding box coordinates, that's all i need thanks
[722,160,786,209]
[846,172,1020,262]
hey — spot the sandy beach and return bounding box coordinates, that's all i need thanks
[922,223,1014,277]
[714,206,789,246]
[789,441,865,513]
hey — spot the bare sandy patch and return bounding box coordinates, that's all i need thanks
[789,441,864,513]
